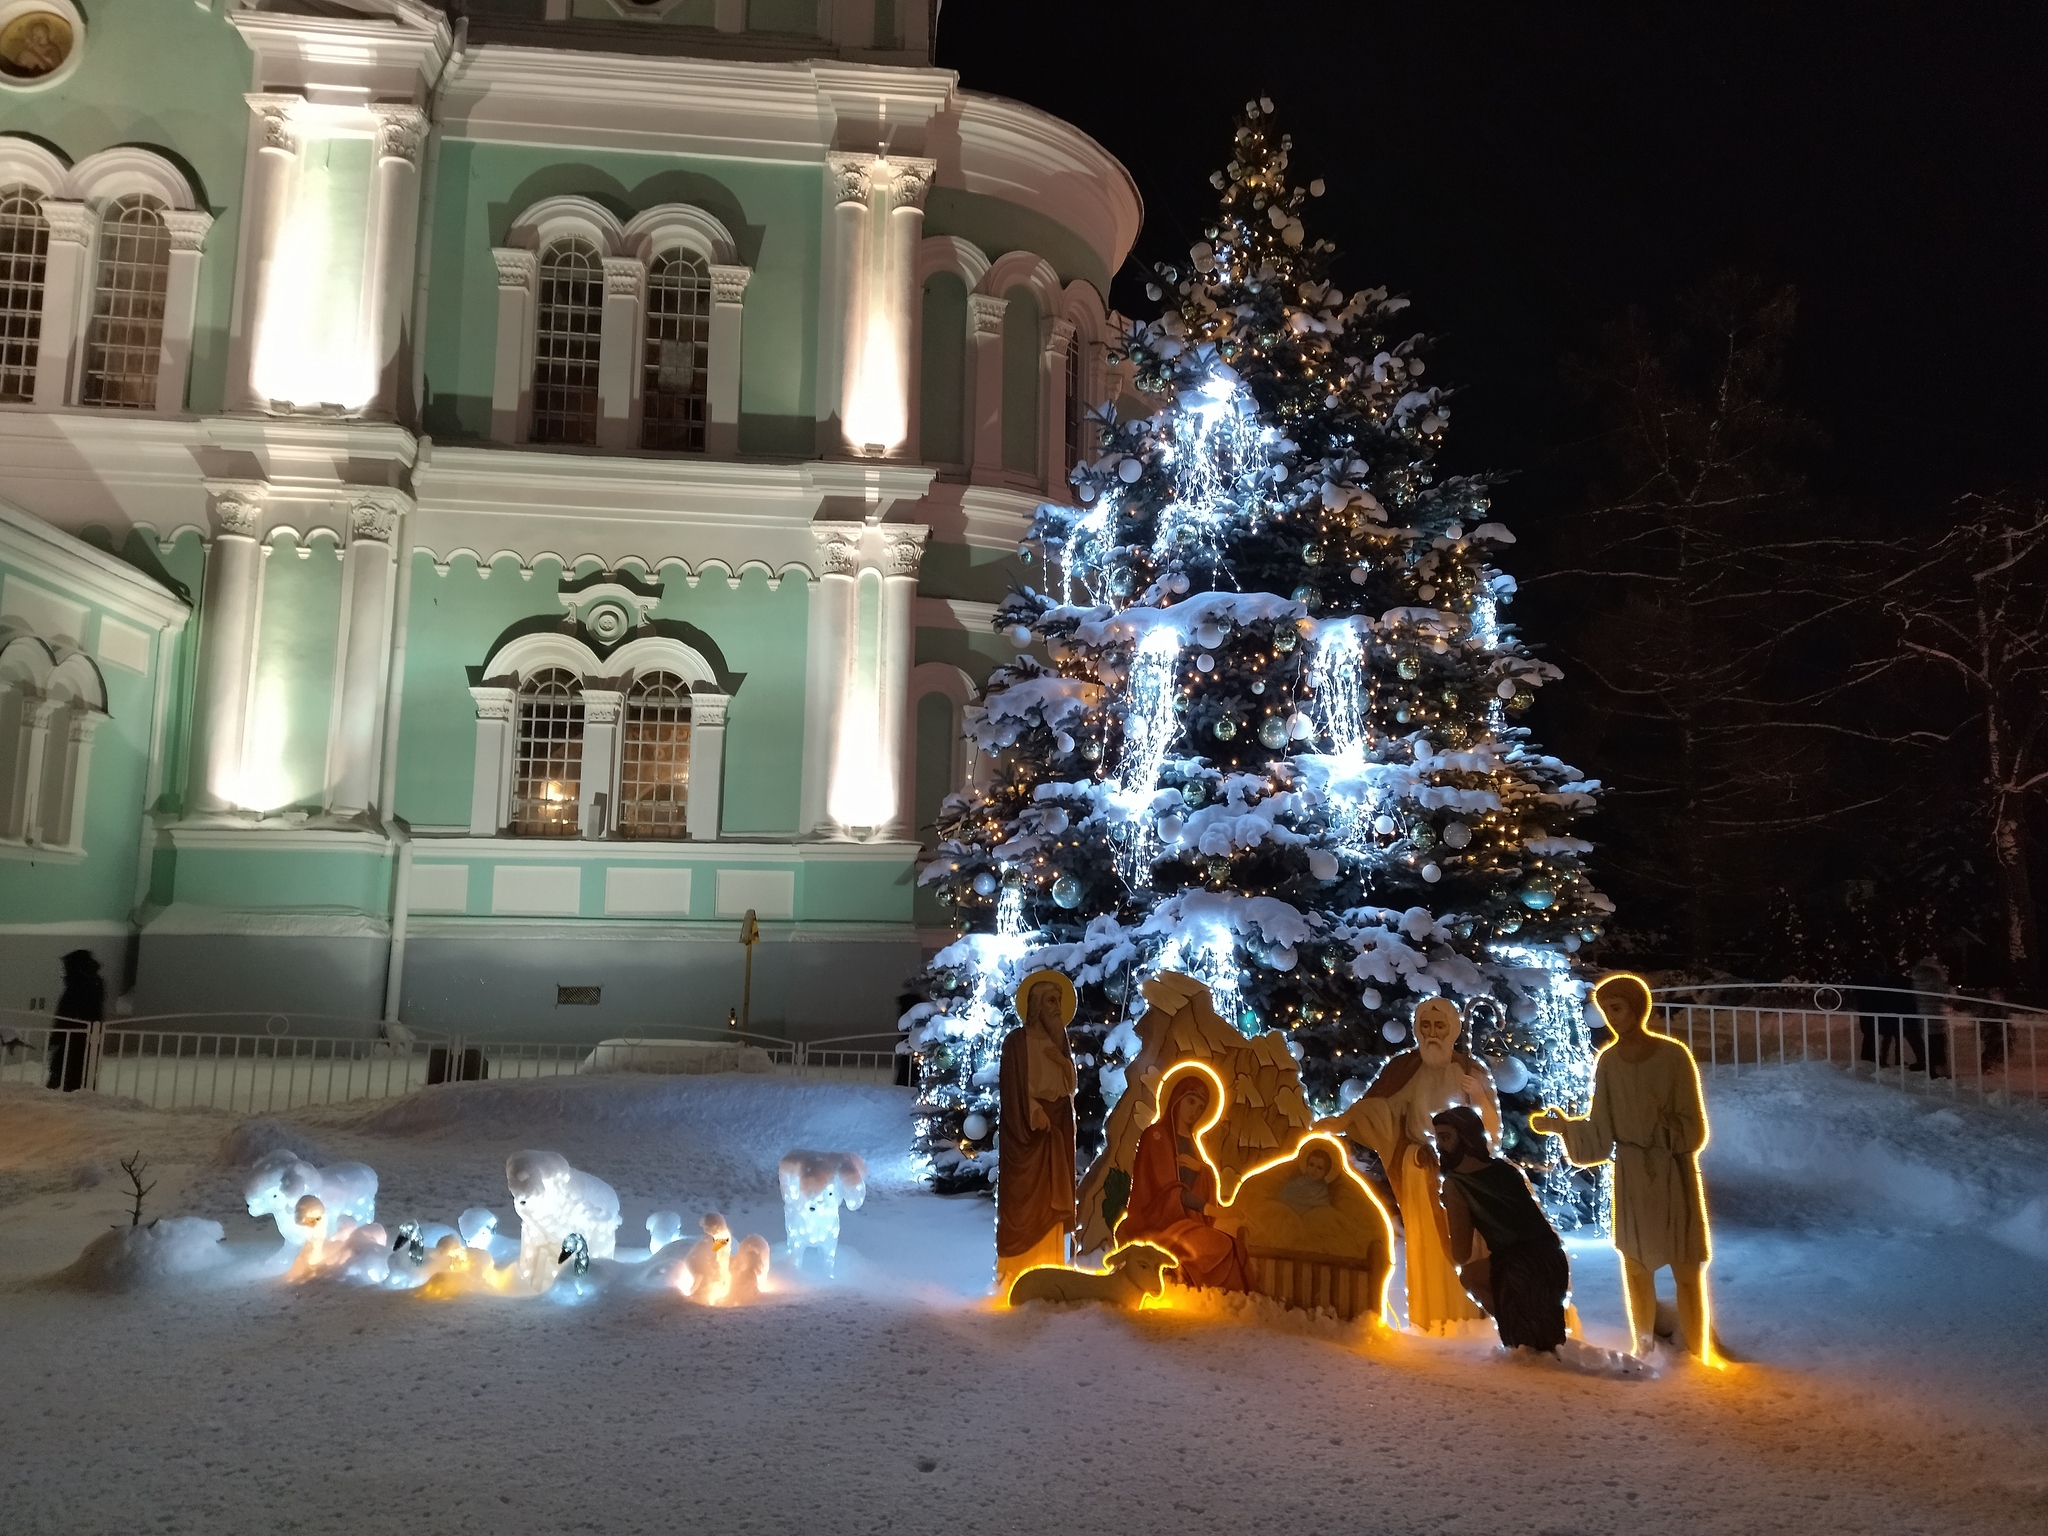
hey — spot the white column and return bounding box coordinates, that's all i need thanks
[489,248,536,444]
[467,687,515,836]
[597,256,644,452]
[579,689,622,838]
[804,524,862,837]
[360,106,426,423]
[827,154,873,453]
[232,94,302,413]
[9,697,54,842]
[326,494,405,815]
[52,711,101,852]
[834,155,934,458]
[687,691,727,840]
[154,210,214,416]
[876,527,927,842]
[706,263,750,457]
[1041,318,1076,494]
[190,484,267,813]
[32,200,91,408]
[966,292,1007,483]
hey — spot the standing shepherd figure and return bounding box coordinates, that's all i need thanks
[1531,972,1715,1360]
[995,969,1078,1291]
[45,949,103,1092]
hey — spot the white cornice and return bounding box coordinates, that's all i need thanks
[165,825,396,854]
[0,500,192,631]
[408,834,921,863]
[913,596,998,633]
[230,4,453,99]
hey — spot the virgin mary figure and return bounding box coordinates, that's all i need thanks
[995,969,1079,1290]
[1118,1072,1250,1291]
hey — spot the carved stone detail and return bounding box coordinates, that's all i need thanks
[885,158,937,212]
[1045,318,1077,360]
[36,199,93,246]
[582,689,623,726]
[879,526,929,578]
[602,256,646,300]
[967,293,1009,336]
[813,522,865,577]
[161,209,215,254]
[248,94,301,156]
[469,686,517,723]
[826,152,874,206]
[709,263,752,305]
[492,247,537,291]
[369,104,428,167]
[689,690,730,730]
[205,481,267,538]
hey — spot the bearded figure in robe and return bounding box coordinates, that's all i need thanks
[994,970,1079,1291]
[1316,996,1500,1332]
[1118,1071,1250,1291]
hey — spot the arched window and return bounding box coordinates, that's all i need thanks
[617,671,691,839]
[0,187,46,404]
[641,249,709,452]
[530,238,603,445]
[81,194,170,410]
[513,668,584,836]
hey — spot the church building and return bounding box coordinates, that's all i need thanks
[0,0,1138,1035]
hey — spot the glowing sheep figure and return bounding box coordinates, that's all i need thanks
[727,1234,771,1304]
[646,1212,684,1253]
[679,1214,732,1302]
[506,1151,620,1292]
[286,1216,391,1285]
[778,1150,868,1279]
[244,1151,378,1246]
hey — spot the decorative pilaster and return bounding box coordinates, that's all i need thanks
[831,155,936,458]
[876,526,929,841]
[4,697,56,842]
[706,263,751,457]
[966,292,1008,483]
[467,686,516,836]
[490,247,537,443]
[31,199,93,409]
[1041,317,1077,493]
[579,689,622,838]
[360,104,428,423]
[154,209,214,415]
[190,482,268,813]
[234,93,303,413]
[50,710,103,851]
[687,691,728,840]
[325,491,408,815]
[597,256,646,452]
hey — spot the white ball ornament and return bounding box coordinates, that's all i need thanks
[1195,622,1224,648]
[1382,1019,1407,1043]
[1488,1055,1530,1095]
[1362,987,1383,1009]
[1287,712,1314,740]
[1271,945,1298,971]
[1055,732,1075,754]
[1196,653,1214,672]
[1373,814,1398,836]
[1006,624,1034,647]
[1421,863,1441,883]
[1307,849,1339,881]
[1442,821,1472,849]
[961,1112,990,1141]
[1118,457,1144,484]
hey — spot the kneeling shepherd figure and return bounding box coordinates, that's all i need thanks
[1432,1105,1570,1353]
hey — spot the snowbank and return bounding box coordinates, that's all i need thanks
[57,1217,228,1291]
[1702,1063,2048,1261]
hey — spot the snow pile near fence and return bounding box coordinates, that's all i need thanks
[56,1217,229,1291]
[1703,1063,2048,1260]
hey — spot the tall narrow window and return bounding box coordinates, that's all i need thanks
[513,668,584,836]
[530,238,602,445]
[641,250,709,452]
[0,188,47,404]
[81,194,170,410]
[617,671,691,838]
[1064,335,1086,480]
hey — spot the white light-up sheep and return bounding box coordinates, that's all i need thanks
[505,1150,620,1292]
[245,1151,378,1246]
[777,1150,867,1279]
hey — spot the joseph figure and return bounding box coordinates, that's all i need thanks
[1530,972,1713,1360]
[995,969,1079,1291]
[1317,995,1499,1332]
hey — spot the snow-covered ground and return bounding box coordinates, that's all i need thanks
[3,1062,2046,1535]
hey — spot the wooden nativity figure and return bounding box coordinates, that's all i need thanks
[995,968,1079,1291]
[1118,1068,1250,1290]
[1530,972,1713,1360]
[1316,995,1500,1332]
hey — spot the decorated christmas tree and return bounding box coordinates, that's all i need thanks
[903,100,1610,1221]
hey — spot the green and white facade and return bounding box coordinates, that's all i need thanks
[0,0,1138,1036]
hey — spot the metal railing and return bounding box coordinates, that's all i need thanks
[0,1009,902,1112]
[1651,984,2047,1110]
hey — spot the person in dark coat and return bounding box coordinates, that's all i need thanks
[46,949,104,1092]
[1432,1104,1571,1353]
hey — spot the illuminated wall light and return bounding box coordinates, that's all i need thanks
[250,135,376,412]
[827,569,896,829]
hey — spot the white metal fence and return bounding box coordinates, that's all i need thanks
[0,1011,904,1114]
[1651,985,2047,1110]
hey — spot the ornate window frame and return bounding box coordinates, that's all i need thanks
[491,197,750,455]
[467,629,729,842]
[0,627,107,861]
[0,136,212,415]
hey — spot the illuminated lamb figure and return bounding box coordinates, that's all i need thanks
[244,1150,378,1246]
[778,1150,868,1279]
[506,1150,621,1291]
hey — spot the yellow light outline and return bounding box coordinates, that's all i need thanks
[1011,1058,1397,1324]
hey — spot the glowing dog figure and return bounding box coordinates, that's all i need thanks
[505,1151,620,1291]
[778,1150,868,1279]
[244,1150,378,1246]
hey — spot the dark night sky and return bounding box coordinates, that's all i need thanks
[937,1,2047,523]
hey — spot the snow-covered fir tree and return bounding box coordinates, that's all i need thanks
[902,100,1611,1220]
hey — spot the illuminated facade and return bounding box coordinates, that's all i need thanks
[0,0,1138,1034]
